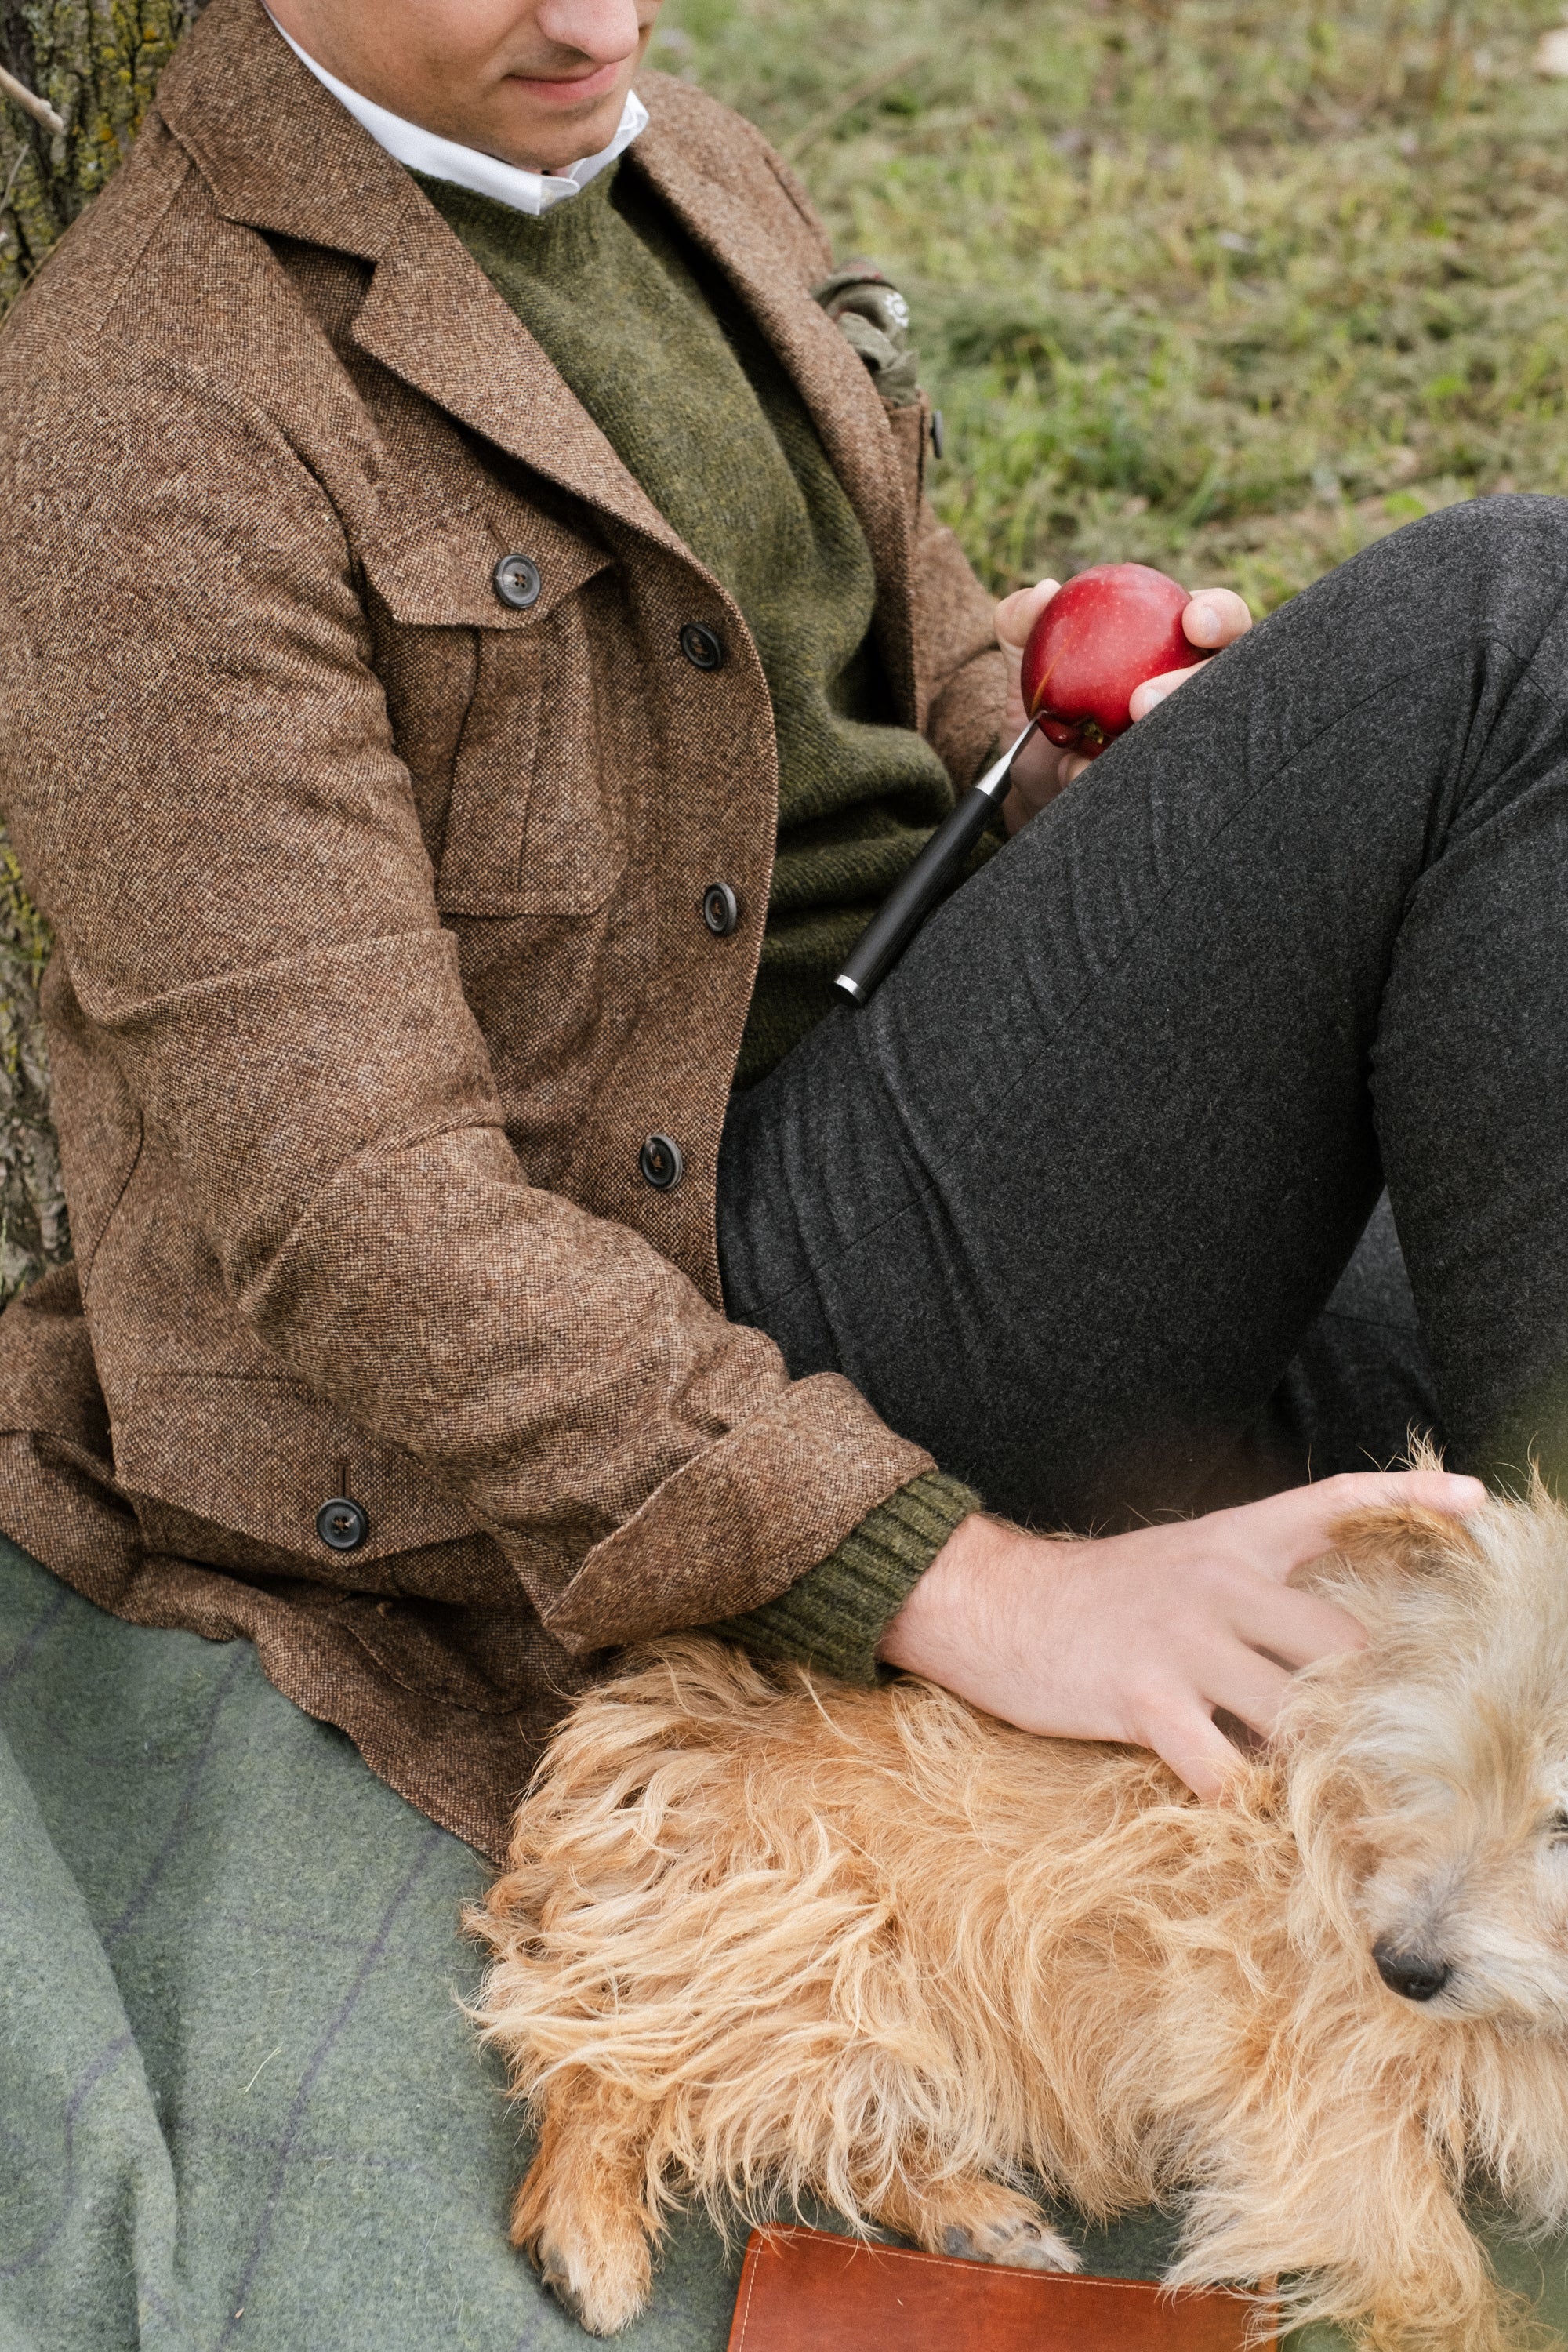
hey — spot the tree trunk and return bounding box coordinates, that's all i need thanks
[2,3,200,310]
[0,6,200,1294]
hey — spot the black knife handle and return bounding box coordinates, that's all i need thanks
[834,717,1040,1006]
[833,789,1000,1006]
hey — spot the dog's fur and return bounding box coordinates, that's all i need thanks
[469,1484,1568,2348]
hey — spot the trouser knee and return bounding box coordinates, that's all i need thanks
[1374,492,1568,639]
[1275,494,1568,702]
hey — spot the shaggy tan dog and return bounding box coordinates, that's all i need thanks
[470,1484,1568,2349]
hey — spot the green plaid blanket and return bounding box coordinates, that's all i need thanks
[1,1534,1563,2350]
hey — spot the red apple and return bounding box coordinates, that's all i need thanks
[1020,562,1191,758]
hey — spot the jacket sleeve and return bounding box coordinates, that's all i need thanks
[873,394,1008,795]
[913,484,1009,793]
[710,1465,979,1682]
[0,343,934,1650]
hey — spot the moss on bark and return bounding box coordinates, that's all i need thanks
[1,3,199,308]
[0,846,67,1294]
[1,5,201,1297]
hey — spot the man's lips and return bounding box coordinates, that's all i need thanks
[504,55,626,107]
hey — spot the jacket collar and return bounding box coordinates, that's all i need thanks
[155,0,913,696]
[155,0,412,259]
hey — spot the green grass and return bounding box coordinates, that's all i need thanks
[651,0,1568,607]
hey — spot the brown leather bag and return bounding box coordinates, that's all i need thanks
[725,2224,1275,2351]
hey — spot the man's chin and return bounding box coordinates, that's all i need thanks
[481,82,631,175]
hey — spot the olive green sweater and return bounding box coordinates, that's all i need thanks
[419,162,961,1085]
[419,162,978,1679]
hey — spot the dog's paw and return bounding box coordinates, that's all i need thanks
[513,2170,654,2339]
[937,2187,1081,2273]
[942,2215,1081,2271]
[528,2229,652,2337]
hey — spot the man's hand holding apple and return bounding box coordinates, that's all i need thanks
[994,575,1254,834]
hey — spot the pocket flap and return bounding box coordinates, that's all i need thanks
[359,505,612,630]
[112,1374,477,1568]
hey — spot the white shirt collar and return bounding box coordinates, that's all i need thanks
[267,13,648,216]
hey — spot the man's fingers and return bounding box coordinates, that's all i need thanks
[1203,1642,1294,1739]
[1230,1469,1489,1578]
[1139,1699,1247,1802]
[997,579,1062,734]
[1001,733,1074,834]
[1128,663,1204,721]
[1351,1467,1489,1515]
[1182,588,1252,649]
[994,576,1061,656]
[1229,1581,1367,1672]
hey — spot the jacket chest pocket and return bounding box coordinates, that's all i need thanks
[360,514,622,917]
[437,589,622,916]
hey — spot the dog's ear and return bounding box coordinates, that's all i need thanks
[1303,1434,1486,1595]
[1318,1497,1483,1592]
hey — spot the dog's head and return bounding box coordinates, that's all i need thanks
[1281,1480,1568,2034]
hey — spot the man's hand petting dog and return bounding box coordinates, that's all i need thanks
[993,575,1254,833]
[876,1472,1488,1798]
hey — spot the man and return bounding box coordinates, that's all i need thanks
[3,0,1555,1886]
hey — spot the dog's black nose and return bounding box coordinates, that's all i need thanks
[1373,1942,1452,2002]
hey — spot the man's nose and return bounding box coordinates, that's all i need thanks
[533,0,645,65]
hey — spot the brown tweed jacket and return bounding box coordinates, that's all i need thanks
[0,0,1005,1857]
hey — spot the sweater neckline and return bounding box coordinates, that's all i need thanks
[415,160,624,273]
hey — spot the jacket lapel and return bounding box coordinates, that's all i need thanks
[156,0,916,704]
[347,206,691,563]
[157,0,690,562]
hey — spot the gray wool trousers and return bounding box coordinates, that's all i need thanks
[717,497,1568,1532]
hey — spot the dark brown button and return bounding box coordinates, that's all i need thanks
[679,622,724,670]
[317,1496,368,1552]
[638,1134,684,1191]
[492,553,542,610]
[701,882,740,936]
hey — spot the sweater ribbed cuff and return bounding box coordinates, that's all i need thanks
[708,1469,980,1685]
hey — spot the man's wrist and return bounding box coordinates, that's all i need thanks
[875,1508,1011,1679]
[713,1471,981,1686]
